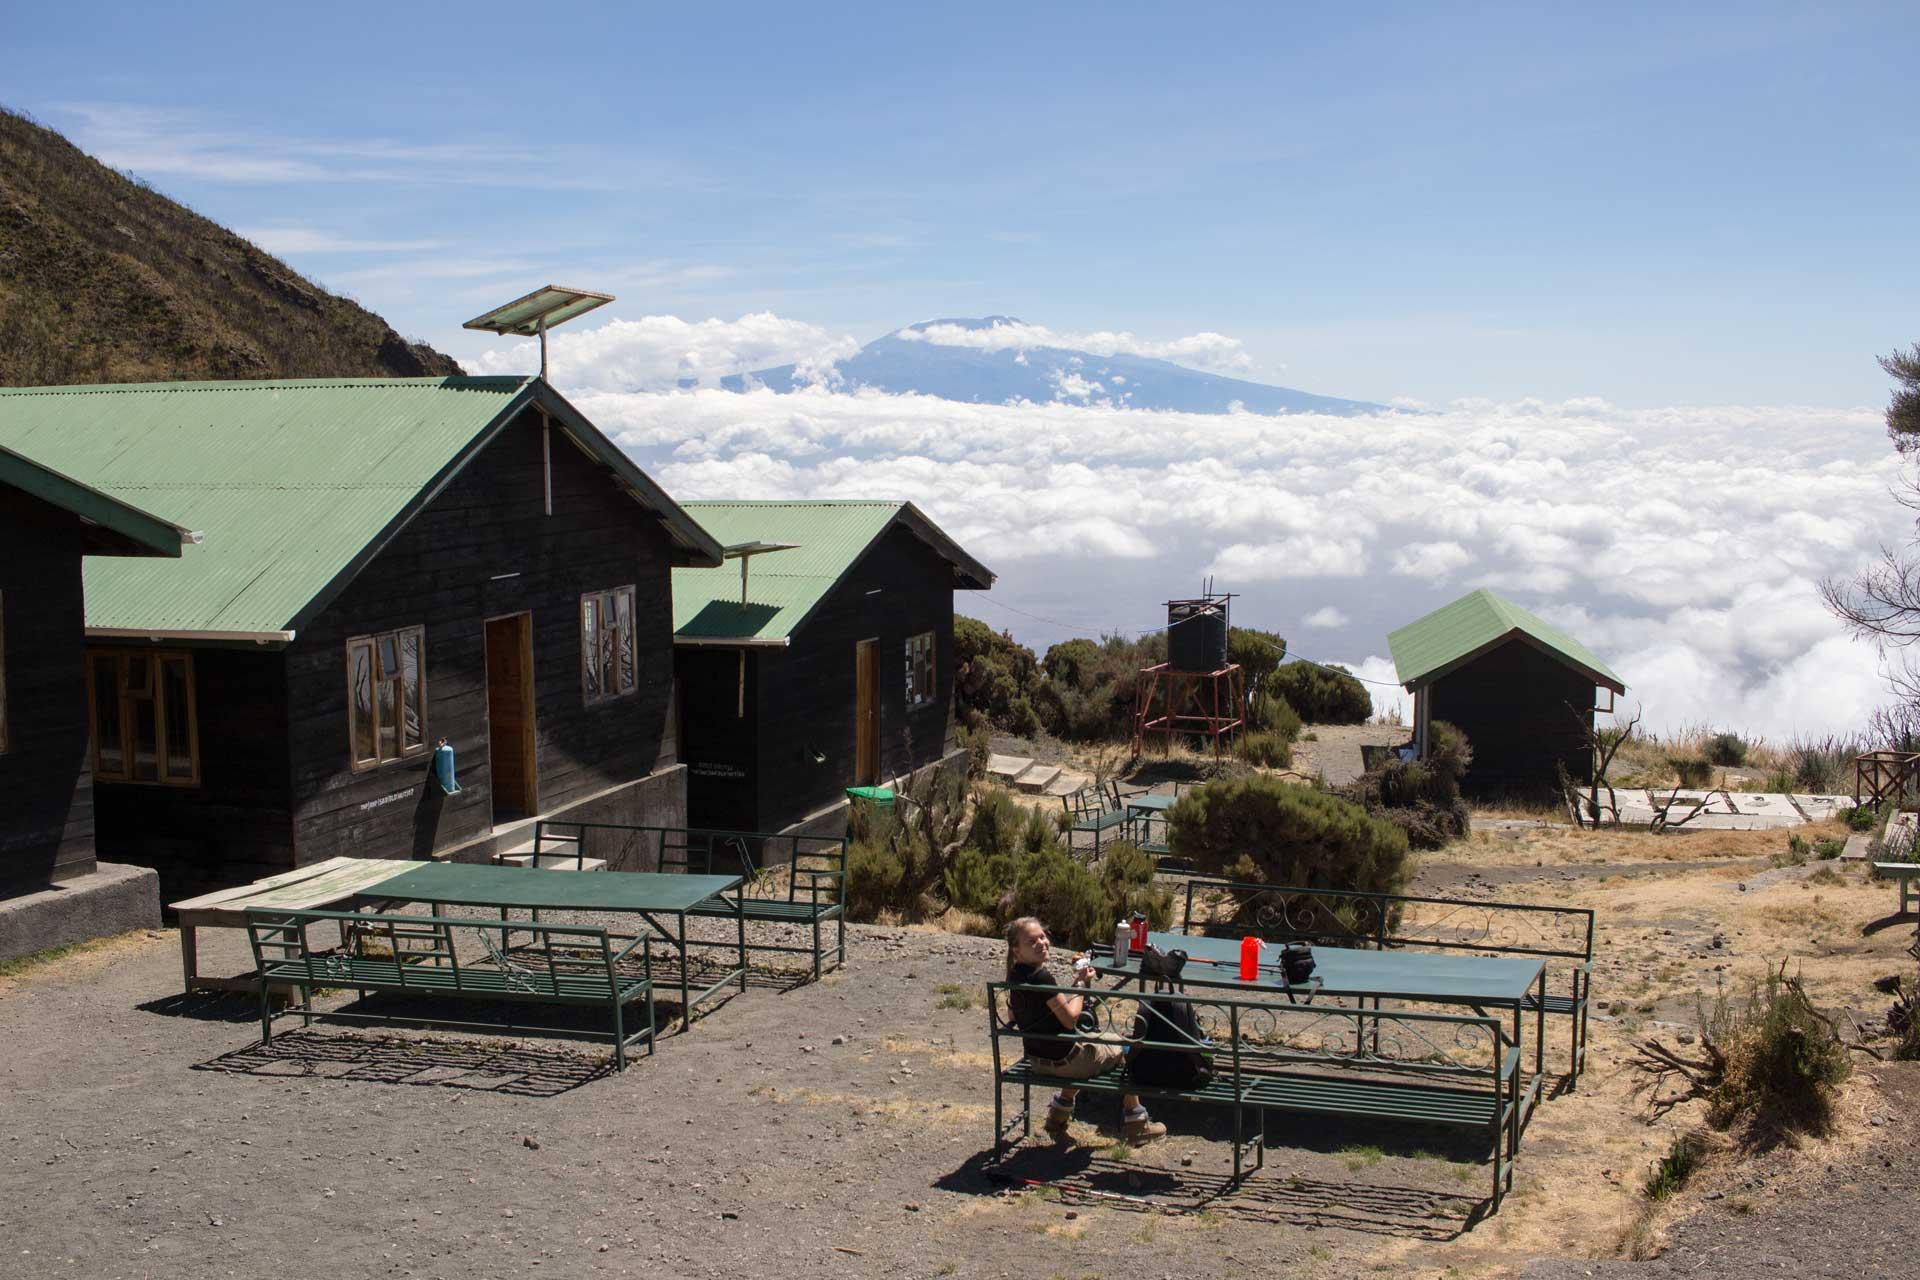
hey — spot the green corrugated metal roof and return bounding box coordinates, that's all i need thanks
[0,376,722,636]
[1387,588,1625,692]
[673,502,904,640]
[672,500,993,641]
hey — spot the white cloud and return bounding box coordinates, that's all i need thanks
[1304,606,1349,629]
[566,360,1900,739]
[234,226,446,254]
[472,314,860,392]
[1392,541,1473,579]
[897,319,1253,372]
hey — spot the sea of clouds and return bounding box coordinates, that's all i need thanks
[479,315,1908,741]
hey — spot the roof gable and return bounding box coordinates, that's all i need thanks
[0,377,720,637]
[1387,588,1624,692]
[672,500,992,642]
[0,445,190,558]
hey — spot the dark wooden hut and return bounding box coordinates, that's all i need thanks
[0,377,722,899]
[0,446,190,899]
[1388,588,1625,795]
[671,501,993,836]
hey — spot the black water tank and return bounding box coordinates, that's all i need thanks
[1168,600,1228,671]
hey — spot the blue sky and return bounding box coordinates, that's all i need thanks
[10,3,1917,407]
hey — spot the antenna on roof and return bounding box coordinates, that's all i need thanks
[463,284,614,381]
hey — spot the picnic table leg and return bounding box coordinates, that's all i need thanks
[1534,973,1546,1086]
[736,896,747,993]
[179,922,199,996]
[678,911,692,1031]
[812,913,822,981]
[612,997,626,1072]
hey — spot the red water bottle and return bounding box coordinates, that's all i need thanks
[1129,913,1149,954]
[1239,934,1260,981]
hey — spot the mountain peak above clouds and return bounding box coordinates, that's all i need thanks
[721,316,1387,416]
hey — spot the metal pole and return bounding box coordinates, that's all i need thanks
[537,315,549,380]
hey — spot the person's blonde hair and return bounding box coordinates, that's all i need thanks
[1004,915,1044,981]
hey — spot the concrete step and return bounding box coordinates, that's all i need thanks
[495,846,608,872]
[1841,832,1873,861]
[1045,770,1092,797]
[1015,763,1063,794]
[986,754,1035,785]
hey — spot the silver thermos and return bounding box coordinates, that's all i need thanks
[1114,919,1133,965]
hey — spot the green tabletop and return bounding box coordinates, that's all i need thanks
[1099,930,1542,1004]
[1123,793,1177,813]
[363,862,740,914]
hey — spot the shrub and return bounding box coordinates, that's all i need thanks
[1238,729,1293,769]
[954,615,1049,737]
[1341,721,1472,851]
[1668,756,1713,788]
[1167,774,1410,896]
[1269,661,1372,725]
[1706,732,1748,767]
[1641,1132,1707,1200]
[1099,842,1173,932]
[1702,966,1851,1141]
[1227,626,1288,694]
[943,846,1021,917]
[1813,837,1845,861]
[1846,802,1878,833]
[846,839,907,920]
[1247,691,1303,743]
[1044,633,1158,741]
[1005,846,1107,948]
[1788,735,1855,794]
[965,788,1056,858]
[1762,769,1797,794]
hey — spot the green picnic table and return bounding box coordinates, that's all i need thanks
[1097,930,1551,1121]
[1874,862,1920,916]
[356,862,746,1031]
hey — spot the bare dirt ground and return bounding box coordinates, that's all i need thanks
[3,816,1917,1280]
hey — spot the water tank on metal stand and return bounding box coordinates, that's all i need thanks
[1168,596,1229,672]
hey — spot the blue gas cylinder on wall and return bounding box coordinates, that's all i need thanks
[432,739,462,794]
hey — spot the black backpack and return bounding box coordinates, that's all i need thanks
[1127,997,1214,1088]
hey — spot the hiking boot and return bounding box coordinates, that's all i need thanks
[1122,1114,1167,1142]
[1043,1100,1075,1136]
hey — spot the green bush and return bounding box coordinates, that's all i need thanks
[1098,842,1173,933]
[954,615,1048,737]
[1005,846,1107,948]
[1668,756,1713,788]
[1167,774,1410,896]
[1788,735,1854,794]
[1846,802,1878,833]
[1044,633,1158,741]
[1269,661,1372,725]
[1641,1132,1706,1200]
[1342,721,1472,851]
[942,846,1020,917]
[1227,626,1288,695]
[965,788,1057,858]
[1813,837,1845,861]
[1238,729,1293,769]
[1248,691,1303,743]
[846,839,907,920]
[1706,732,1748,767]
[1762,769,1797,794]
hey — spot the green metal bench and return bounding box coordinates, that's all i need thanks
[533,822,847,978]
[1179,877,1595,1083]
[244,908,657,1070]
[1060,785,1132,862]
[986,980,1520,1210]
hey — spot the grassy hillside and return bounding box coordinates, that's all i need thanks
[0,107,462,386]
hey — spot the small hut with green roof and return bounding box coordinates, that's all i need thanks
[1387,588,1625,795]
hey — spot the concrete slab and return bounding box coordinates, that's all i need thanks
[1045,771,1092,797]
[1726,793,1799,817]
[0,862,161,964]
[985,754,1034,785]
[496,853,608,871]
[1014,764,1062,794]
[1794,794,1858,819]
[1841,832,1874,861]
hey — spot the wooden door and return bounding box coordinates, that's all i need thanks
[854,638,880,785]
[485,614,538,822]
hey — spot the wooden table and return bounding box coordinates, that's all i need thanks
[169,857,418,995]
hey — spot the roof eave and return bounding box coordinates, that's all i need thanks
[0,445,192,558]
[1399,628,1626,694]
[673,634,792,648]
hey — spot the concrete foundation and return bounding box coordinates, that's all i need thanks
[0,861,160,963]
[436,765,689,873]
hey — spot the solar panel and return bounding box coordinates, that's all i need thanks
[462,285,614,337]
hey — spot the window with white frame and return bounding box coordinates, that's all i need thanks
[346,626,427,770]
[905,630,936,707]
[89,649,200,785]
[581,585,637,705]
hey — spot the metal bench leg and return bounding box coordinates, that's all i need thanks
[258,980,273,1046]
[612,999,626,1072]
[646,984,657,1057]
[812,915,822,982]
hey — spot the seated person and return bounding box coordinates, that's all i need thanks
[1004,915,1166,1141]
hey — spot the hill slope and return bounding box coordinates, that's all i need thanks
[722,316,1386,415]
[0,108,461,386]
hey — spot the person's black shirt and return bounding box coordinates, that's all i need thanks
[1008,962,1071,1061]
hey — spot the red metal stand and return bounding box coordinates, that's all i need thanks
[1131,662,1246,757]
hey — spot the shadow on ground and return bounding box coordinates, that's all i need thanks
[194,1027,617,1096]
